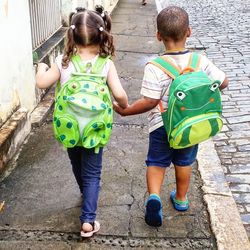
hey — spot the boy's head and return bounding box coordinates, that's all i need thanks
[157,6,189,42]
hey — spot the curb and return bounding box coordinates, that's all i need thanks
[197,140,250,249]
[0,108,31,176]
[30,86,55,128]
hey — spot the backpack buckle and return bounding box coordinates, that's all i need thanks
[180,67,195,75]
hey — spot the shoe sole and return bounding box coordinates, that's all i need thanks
[145,199,162,227]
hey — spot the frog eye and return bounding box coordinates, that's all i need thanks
[176,91,186,100]
[210,82,220,92]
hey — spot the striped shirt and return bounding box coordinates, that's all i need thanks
[140,50,226,132]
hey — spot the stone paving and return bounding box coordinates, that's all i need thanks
[164,0,250,237]
[0,0,220,249]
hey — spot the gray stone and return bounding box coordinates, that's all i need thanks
[233,193,250,204]
[230,184,250,192]
[0,241,70,250]
[227,115,250,124]
[229,165,250,174]
[241,214,250,225]
[226,174,250,184]
[246,205,250,213]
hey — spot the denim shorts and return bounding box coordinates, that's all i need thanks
[145,126,198,168]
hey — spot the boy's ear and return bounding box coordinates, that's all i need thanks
[187,27,191,37]
[156,31,162,41]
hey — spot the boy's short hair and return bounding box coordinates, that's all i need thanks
[157,6,189,42]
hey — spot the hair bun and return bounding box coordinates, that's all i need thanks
[76,7,86,12]
[95,5,104,14]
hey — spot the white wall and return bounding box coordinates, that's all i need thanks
[0,0,36,126]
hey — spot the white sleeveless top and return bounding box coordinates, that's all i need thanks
[55,54,111,85]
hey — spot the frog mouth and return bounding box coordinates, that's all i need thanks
[180,98,215,111]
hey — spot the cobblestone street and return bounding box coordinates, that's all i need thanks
[166,0,250,237]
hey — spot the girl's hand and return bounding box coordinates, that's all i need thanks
[113,97,159,117]
[37,63,49,72]
[113,101,128,116]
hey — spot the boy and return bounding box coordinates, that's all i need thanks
[114,6,228,227]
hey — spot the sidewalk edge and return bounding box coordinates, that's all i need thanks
[197,139,250,249]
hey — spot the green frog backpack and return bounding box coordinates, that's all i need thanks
[150,52,223,149]
[53,55,113,153]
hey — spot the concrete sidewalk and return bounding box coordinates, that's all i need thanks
[0,0,249,249]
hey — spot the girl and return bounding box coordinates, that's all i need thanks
[36,6,128,237]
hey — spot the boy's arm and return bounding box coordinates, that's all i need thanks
[219,77,229,90]
[113,96,159,116]
[200,55,229,91]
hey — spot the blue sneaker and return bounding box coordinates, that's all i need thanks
[170,190,189,211]
[145,194,163,227]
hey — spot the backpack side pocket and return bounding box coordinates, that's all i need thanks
[53,114,80,147]
[169,113,223,149]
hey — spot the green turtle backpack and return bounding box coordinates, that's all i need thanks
[53,55,113,153]
[150,52,223,149]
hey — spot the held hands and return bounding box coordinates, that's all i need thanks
[113,101,129,116]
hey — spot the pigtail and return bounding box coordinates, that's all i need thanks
[99,30,115,57]
[95,5,114,57]
[62,12,77,68]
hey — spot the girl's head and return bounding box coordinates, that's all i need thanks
[62,6,114,67]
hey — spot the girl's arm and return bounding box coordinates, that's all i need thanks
[113,96,159,116]
[36,63,60,89]
[107,61,128,108]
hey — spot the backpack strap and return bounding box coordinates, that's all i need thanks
[92,56,110,74]
[148,56,181,113]
[71,55,83,72]
[149,56,181,80]
[71,54,110,74]
[187,52,201,71]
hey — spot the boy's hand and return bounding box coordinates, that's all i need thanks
[113,101,128,116]
[113,97,159,116]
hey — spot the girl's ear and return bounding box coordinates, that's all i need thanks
[187,27,191,37]
[156,31,162,41]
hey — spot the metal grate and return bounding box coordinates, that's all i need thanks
[29,0,62,50]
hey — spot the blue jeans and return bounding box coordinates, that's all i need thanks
[67,147,103,223]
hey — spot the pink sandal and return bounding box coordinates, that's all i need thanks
[80,221,100,238]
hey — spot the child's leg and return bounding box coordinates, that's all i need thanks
[146,127,172,196]
[144,127,172,226]
[80,147,103,231]
[146,166,166,196]
[67,147,83,194]
[174,165,192,201]
[171,145,198,211]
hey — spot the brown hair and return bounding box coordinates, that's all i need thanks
[157,6,189,42]
[62,6,114,68]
